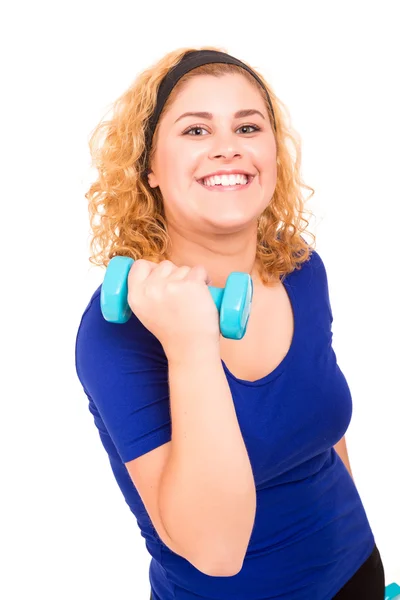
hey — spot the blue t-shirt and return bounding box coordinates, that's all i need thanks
[75,248,375,600]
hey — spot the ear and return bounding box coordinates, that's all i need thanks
[147,169,159,189]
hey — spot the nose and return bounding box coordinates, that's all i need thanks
[209,130,242,161]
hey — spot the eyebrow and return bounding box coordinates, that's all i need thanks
[174,109,266,124]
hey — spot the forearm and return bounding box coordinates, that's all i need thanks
[334,436,354,481]
[158,342,256,576]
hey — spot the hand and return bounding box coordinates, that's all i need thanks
[127,259,220,355]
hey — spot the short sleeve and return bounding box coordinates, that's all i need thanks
[75,288,172,463]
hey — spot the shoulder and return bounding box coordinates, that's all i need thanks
[308,247,331,292]
[286,240,329,285]
[296,236,326,270]
[302,245,333,322]
[284,242,333,320]
[75,285,167,380]
[76,284,156,342]
[306,247,329,279]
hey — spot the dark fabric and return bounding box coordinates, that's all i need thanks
[149,544,384,600]
[332,543,385,599]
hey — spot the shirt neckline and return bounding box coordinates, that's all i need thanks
[220,274,299,387]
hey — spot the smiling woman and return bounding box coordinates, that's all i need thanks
[145,67,279,287]
[76,46,386,600]
[84,46,307,288]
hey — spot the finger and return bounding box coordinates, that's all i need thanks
[128,259,158,286]
[184,265,212,285]
[146,260,177,283]
[167,266,192,281]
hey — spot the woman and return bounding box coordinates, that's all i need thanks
[75,46,385,599]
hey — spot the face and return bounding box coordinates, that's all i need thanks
[147,73,277,235]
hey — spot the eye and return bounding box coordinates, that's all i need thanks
[237,124,260,134]
[184,126,209,136]
[183,124,261,136]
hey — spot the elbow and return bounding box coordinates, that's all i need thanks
[194,553,245,578]
[191,499,255,577]
[216,558,244,577]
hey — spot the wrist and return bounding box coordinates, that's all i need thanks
[164,338,221,366]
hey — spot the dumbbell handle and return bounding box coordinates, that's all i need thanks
[101,257,225,320]
[207,287,224,311]
[101,256,252,340]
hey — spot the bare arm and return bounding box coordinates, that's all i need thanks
[158,341,256,577]
[334,435,354,481]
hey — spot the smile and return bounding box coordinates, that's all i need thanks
[197,175,255,192]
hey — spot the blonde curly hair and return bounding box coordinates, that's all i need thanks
[85,45,316,285]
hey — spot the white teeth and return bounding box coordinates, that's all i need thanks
[202,174,249,187]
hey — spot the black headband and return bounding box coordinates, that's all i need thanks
[143,49,276,172]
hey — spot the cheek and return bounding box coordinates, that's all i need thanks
[155,145,192,207]
[164,142,201,186]
[253,144,277,181]
[153,144,179,188]
[256,139,276,164]
[163,137,183,166]
[241,134,276,167]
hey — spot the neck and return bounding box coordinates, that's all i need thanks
[165,224,263,290]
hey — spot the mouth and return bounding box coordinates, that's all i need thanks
[197,174,255,192]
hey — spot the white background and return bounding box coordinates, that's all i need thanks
[2,1,399,598]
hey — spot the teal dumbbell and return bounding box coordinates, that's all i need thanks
[386,583,400,600]
[100,256,253,340]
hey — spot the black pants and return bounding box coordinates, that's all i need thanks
[149,543,385,599]
[332,543,385,598]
